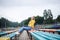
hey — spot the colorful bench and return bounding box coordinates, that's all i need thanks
[0,30,17,37]
[0,32,7,37]
[0,32,18,40]
[39,29,60,34]
[29,31,60,40]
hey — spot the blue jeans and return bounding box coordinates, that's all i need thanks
[18,26,31,33]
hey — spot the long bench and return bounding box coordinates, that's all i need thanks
[39,29,60,34]
[0,32,8,37]
[0,30,18,37]
[0,32,19,40]
[29,31,60,40]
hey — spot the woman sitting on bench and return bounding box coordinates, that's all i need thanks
[18,16,36,33]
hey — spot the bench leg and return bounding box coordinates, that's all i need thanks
[15,34,21,40]
[30,34,32,40]
[27,31,32,40]
[27,31,29,36]
[10,38,12,40]
[15,35,17,40]
[28,33,32,40]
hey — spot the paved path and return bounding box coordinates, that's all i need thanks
[19,30,30,40]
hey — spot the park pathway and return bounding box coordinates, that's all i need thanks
[19,30,30,40]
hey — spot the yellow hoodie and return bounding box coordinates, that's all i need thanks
[28,19,35,28]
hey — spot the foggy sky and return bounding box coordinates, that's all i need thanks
[0,0,60,22]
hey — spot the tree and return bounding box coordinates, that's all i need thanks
[19,17,31,26]
[20,16,44,26]
[56,15,60,22]
[0,17,7,28]
[35,16,44,24]
[48,9,53,19]
[43,9,53,24]
[0,17,19,28]
[43,10,48,20]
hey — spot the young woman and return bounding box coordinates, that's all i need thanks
[18,16,36,33]
[28,16,36,32]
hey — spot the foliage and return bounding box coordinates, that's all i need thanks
[35,16,44,24]
[0,9,60,28]
[0,17,19,28]
[56,15,60,22]
[20,16,44,26]
[43,9,53,24]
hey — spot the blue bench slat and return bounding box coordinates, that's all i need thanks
[56,30,60,33]
[0,32,7,36]
[6,32,16,38]
[40,31,60,39]
[0,32,16,40]
[1,32,17,39]
[34,31,57,40]
[39,31,60,40]
[30,32,47,40]
[0,32,6,35]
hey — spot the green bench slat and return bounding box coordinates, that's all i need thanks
[30,32,47,40]
[38,31,60,40]
[34,31,57,40]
